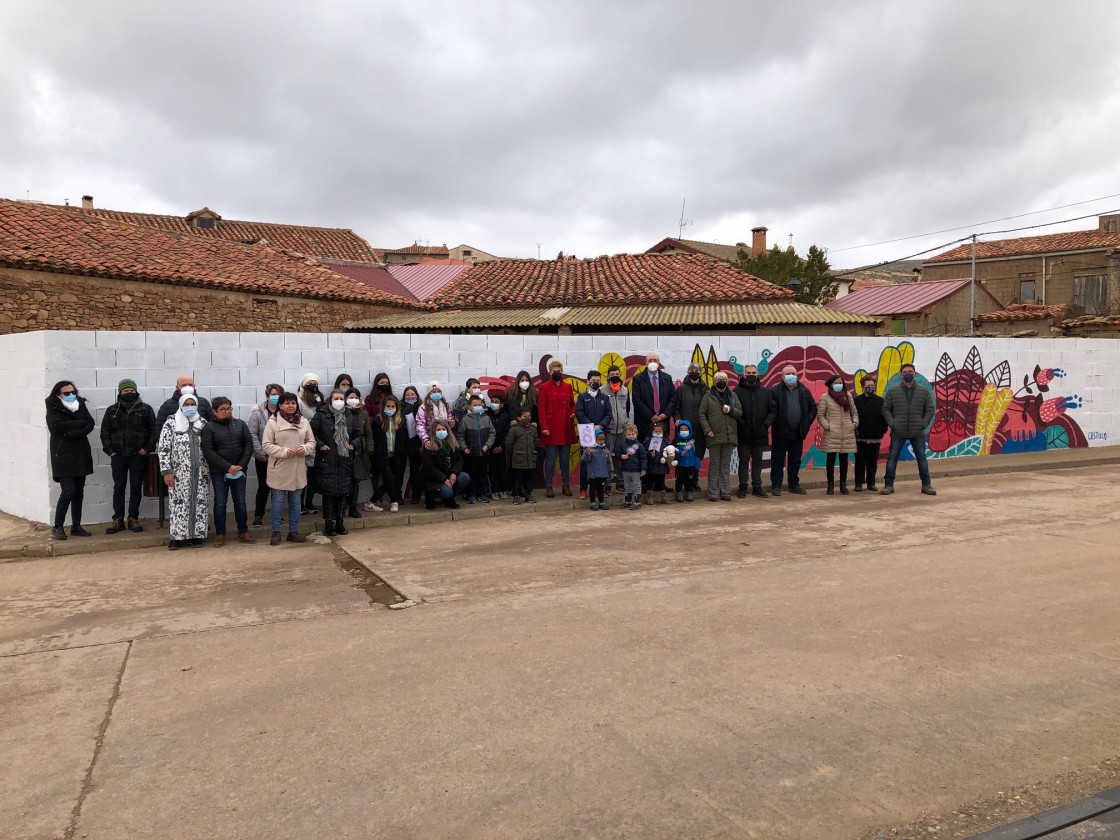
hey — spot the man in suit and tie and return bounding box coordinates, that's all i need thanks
[631,352,677,441]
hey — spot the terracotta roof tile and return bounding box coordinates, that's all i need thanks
[384,243,450,256]
[0,199,425,308]
[973,303,1068,323]
[645,237,745,262]
[927,229,1120,263]
[49,203,379,262]
[431,253,793,308]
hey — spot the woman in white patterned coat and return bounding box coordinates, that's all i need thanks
[158,393,211,550]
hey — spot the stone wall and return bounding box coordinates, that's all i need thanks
[0,267,405,334]
[2,330,1118,524]
[923,253,1120,310]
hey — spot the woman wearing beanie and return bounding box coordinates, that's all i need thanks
[45,380,95,541]
[157,393,211,550]
[100,378,157,534]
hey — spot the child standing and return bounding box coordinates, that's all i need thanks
[672,419,700,502]
[642,419,670,505]
[581,429,614,510]
[614,423,647,510]
[459,395,496,503]
[486,391,511,499]
[506,407,538,504]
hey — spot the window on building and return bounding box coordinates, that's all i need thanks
[1073,275,1106,315]
[890,319,906,335]
[1018,275,1036,303]
[194,217,216,229]
[462,250,473,257]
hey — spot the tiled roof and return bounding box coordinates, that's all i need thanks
[432,253,794,308]
[384,243,450,256]
[926,229,1120,263]
[973,303,1068,323]
[46,203,381,262]
[319,260,418,301]
[1055,314,1120,332]
[347,302,880,330]
[386,263,471,300]
[825,277,1002,315]
[0,199,424,308]
[834,259,925,283]
[646,237,745,262]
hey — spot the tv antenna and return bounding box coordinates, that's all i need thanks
[536,242,542,259]
[677,199,693,239]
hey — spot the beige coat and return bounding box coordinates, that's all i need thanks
[817,391,859,453]
[262,414,316,491]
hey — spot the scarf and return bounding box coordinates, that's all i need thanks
[279,407,302,427]
[330,404,351,457]
[714,383,733,408]
[609,381,622,393]
[173,394,205,433]
[828,388,851,411]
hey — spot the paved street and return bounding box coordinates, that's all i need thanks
[3,465,1120,839]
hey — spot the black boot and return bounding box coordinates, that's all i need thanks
[334,512,348,535]
[322,499,336,536]
[827,482,835,496]
[840,482,850,496]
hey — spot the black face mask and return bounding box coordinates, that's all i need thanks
[120,392,139,403]
[377,383,391,393]
[688,372,700,382]
[588,381,601,390]
[741,375,758,387]
[551,371,562,382]
[609,375,621,384]
[715,381,727,391]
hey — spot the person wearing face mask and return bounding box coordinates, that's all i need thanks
[602,364,631,492]
[311,388,361,537]
[158,393,211,550]
[769,364,817,496]
[262,392,316,545]
[506,407,539,504]
[671,419,701,502]
[631,353,677,442]
[156,374,213,428]
[614,423,648,510]
[363,372,396,420]
[575,369,613,500]
[538,359,577,497]
[642,419,672,505]
[417,381,453,450]
[334,373,354,394]
[698,371,743,502]
[452,378,484,426]
[248,384,284,526]
[881,364,937,496]
[200,397,255,545]
[344,387,375,517]
[853,377,887,492]
[580,428,615,510]
[458,395,497,503]
[486,391,512,500]
[297,373,323,514]
[370,395,406,513]
[100,378,157,534]
[734,364,777,499]
[46,380,96,541]
[420,420,470,509]
[400,386,424,504]
[817,375,859,496]
[673,362,709,492]
[504,370,538,424]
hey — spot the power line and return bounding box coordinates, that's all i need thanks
[828,192,1120,253]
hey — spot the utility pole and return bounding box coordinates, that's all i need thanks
[969,233,978,336]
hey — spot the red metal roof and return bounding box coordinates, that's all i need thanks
[320,261,418,300]
[387,263,471,300]
[825,277,1001,315]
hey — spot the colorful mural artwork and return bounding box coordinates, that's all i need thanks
[476,342,1087,473]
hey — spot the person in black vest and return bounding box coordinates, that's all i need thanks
[100,378,157,534]
[734,364,776,498]
[201,397,256,546]
[156,374,213,428]
[46,380,95,541]
[631,352,677,440]
[769,364,817,496]
[853,376,887,492]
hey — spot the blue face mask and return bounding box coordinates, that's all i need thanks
[472,406,484,415]
[490,403,500,411]
[61,394,78,404]
[679,429,690,439]
[268,395,280,406]
[832,383,843,393]
[384,408,397,417]
[430,392,443,402]
[182,406,198,417]
[901,372,915,383]
[783,374,797,386]
[435,429,449,441]
[226,471,243,480]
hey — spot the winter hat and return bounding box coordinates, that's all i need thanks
[117,378,137,393]
[426,380,441,393]
[299,372,319,389]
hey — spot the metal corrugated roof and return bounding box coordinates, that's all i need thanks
[321,261,419,300]
[824,277,1000,315]
[347,303,882,330]
[386,264,471,300]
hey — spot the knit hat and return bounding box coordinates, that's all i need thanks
[117,378,137,393]
[299,372,319,389]
[426,380,441,393]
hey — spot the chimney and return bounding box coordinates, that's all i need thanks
[1099,213,1120,234]
[750,226,767,257]
[81,195,93,209]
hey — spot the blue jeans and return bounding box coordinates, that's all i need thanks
[212,473,249,535]
[270,488,302,534]
[770,436,805,490]
[543,445,571,487]
[437,471,471,501]
[883,435,931,487]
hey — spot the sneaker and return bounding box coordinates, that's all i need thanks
[363,502,383,512]
[720,495,732,502]
[390,502,399,513]
[628,503,640,510]
[467,495,476,504]
[921,485,937,496]
[590,502,599,511]
[579,490,587,500]
[599,501,610,511]
[526,495,537,504]
[52,526,68,541]
[106,518,125,535]
[481,495,491,503]
[167,539,179,550]
[303,505,318,515]
[187,539,204,548]
[867,484,879,492]
[684,491,694,502]
[513,496,523,505]
[879,486,894,495]
[127,518,144,532]
[853,485,863,493]
[708,496,719,502]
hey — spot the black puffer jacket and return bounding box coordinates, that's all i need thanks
[311,406,361,496]
[100,398,157,456]
[854,393,888,440]
[770,382,818,440]
[200,418,253,475]
[46,397,95,480]
[735,382,777,446]
[420,445,464,493]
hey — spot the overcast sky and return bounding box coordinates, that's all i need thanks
[3,1,1119,268]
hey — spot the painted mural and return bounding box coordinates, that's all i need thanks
[478,341,1087,473]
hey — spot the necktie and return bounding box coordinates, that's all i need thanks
[652,374,660,415]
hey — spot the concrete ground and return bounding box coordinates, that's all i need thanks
[2,462,1120,839]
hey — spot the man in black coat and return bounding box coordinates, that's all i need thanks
[631,352,677,440]
[853,377,887,492]
[734,364,776,498]
[200,396,255,545]
[769,363,817,495]
[156,374,213,428]
[100,378,157,533]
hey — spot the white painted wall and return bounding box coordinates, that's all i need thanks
[1,330,1117,524]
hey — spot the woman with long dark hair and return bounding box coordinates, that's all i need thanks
[45,380,95,540]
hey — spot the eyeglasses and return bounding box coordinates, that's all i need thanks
[59,390,76,396]
[214,406,233,413]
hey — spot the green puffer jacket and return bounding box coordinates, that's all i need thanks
[505,422,539,470]
[698,388,743,445]
[882,382,935,438]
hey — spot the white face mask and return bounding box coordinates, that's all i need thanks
[346,398,361,408]
[519,381,530,391]
[470,387,481,396]
[331,399,345,410]
[180,385,195,396]
[647,362,659,373]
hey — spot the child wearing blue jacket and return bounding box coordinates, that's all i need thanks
[672,419,701,502]
[580,428,614,511]
[614,423,648,510]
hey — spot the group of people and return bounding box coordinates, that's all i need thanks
[44,355,936,545]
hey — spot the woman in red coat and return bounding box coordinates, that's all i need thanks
[537,358,576,497]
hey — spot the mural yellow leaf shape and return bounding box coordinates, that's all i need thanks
[599,352,626,382]
[975,384,1013,456]
[704,345,719,387]
[690,344,706,375]
[854,369,869,391]
[875,342,916,395]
